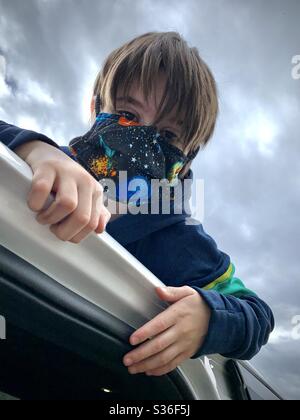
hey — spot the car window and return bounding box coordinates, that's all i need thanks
[225,360,282,401]
[0,322,140,400]
[0,246,193,401]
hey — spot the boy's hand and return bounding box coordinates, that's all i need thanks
[14,141,111,243]
[123,286,211,376]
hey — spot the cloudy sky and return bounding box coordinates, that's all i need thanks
[0,0,299,399]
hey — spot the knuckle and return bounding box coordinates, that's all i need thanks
[88,218,99,231]
[46,158,60,168]
[32,178,50,194]
[52,159,71,170]
[156,319,167,331]
[80,171,94,187]
[75,213,91,226]
[94,183,104,195]
[153,340,164,353]
[180,324,191,337]
[176,306,187,319]
[182,285,191,293]
[57,196,78,212]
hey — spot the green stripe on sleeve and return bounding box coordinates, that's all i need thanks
[204,264,257,298]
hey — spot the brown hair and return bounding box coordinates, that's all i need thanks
[92,31,219,158]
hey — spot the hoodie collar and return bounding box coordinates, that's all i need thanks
[106,170,193,246]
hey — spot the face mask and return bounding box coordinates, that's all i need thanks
[69,112,191,203]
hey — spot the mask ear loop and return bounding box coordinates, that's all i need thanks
[179,146,200,178]
[95,94,101,117]
[187,147,200,162]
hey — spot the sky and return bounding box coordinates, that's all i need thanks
[0,0,299,399]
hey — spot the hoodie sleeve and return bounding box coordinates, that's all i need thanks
[131,220,275,361]
[175,224,275,361]
[189,264,275,360]
[0,120,60,151]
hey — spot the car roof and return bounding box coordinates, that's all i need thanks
[0,142,170,328]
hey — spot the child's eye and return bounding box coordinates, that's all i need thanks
[117,110,138,122]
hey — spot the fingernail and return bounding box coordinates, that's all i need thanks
[124,358,132,366]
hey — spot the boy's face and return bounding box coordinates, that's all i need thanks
[102,73,185,153]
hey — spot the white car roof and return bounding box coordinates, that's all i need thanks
[0,142,171,328]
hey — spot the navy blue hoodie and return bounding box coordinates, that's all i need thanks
[0,120,275,360]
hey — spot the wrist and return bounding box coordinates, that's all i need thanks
[15,140,63,167]
[14,140,47,162]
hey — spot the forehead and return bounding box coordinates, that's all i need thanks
[116,77,183,126]
[117,73,165,105]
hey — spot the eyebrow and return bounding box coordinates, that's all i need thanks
[116,95,183,127]
[116,96,146,111]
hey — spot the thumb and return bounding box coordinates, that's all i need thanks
[156,286,193,303]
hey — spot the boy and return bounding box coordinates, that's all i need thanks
[0,32,274,377]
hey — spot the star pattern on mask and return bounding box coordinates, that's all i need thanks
[72,115,185,199]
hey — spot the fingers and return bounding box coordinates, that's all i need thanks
[156,285,194,302]
[124,326,177,368]
[128,343,180,374]
[69,187,110,243]
[36,176,78,226]
[145,352,187,376]
[27,166,56,212]
[94,205,111,235]
[49,180,94,242]
[27,153,110,243]
[130,305,178,346]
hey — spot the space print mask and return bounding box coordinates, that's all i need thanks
[69,112,190,203]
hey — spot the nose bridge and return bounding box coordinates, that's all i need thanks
[140,102,159,127]
[142,120,159,133]
[141,116,155,127]
[141,115,161,131]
